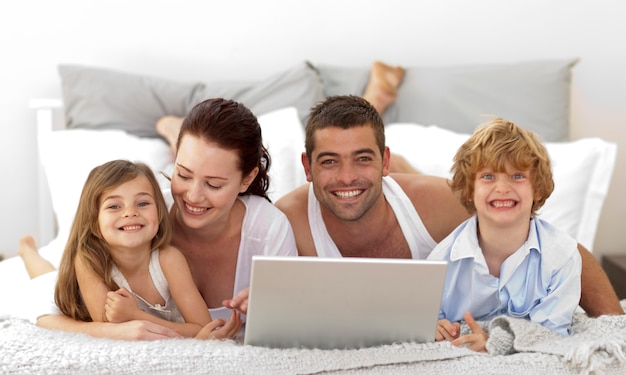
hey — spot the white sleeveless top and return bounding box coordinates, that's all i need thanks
[308,176,437,259]
[112,248,185,323]
[163,192,298,322]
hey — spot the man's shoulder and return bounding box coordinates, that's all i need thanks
[275,183,316,256]
[275,183,309,215]
[388,173,470,244]
[388,173,451,199]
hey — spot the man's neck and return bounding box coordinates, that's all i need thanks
[322,196,411,259]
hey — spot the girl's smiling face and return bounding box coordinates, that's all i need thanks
[98,175,159,252]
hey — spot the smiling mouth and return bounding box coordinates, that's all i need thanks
[491,200,516,208]
[120,225,142,231]
[333,189,364,199]
[185,202,209,214]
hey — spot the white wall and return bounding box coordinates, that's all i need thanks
[1,0,625,261]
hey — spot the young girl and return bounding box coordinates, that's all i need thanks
[54,159,239,338]
[428,118,582,352]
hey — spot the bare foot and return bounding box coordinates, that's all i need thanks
[363,61,405,114]
[156,115,185,156]
[18,235,38,258]
[18,235,56,278]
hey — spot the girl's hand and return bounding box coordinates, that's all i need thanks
[452,311,489,352]
[435,319,461,341]
[105,288,140,323]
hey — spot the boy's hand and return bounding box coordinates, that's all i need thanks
[452,311,489,352]
[435,319,461,341]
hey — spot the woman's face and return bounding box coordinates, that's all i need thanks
[170,134,252,230]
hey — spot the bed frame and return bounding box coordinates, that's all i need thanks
[29,98,63,247]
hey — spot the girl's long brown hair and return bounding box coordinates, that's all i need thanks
[54,160,171,321]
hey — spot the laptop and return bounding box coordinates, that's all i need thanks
[243,256,448,349]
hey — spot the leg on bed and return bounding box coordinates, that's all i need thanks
[361,61,418,174]
[362,61,405,114]
[155,61,417,174]
[18,235,56,279]
[156,115,185,156]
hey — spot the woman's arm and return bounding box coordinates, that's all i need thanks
[578,245,624,316]
[37,313,182,340]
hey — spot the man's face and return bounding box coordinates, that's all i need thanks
[302,125,390,222]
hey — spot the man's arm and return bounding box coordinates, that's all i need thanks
[578,245,624,316]
[393,173,471,243]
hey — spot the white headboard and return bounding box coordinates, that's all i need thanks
[29,99,63,245]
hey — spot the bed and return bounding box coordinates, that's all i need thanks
[1,60,625,374]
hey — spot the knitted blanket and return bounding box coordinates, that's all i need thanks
[2,302,626,375]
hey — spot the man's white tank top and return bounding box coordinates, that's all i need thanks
[307,176,437,259]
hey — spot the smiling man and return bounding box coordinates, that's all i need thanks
[275,95,624,317]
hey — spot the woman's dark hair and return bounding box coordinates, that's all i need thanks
[176,98,271,201]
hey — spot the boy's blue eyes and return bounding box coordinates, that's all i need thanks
[480,173,526,180]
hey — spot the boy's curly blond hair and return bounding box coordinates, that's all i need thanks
[450,117,554,215]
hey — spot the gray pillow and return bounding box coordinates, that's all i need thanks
[312,59,578,142]
[191,61,324,125]
[59,61,324,138]
[59,64,203,138]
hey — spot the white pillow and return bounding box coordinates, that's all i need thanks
[38,129,172,240]
[39,107,306,242]
[386,123,617,251]
[258,107,307,202]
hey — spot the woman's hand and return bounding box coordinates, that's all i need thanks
[114,320,183,340]
[36,314,183,341]
[222,288,249,314]
[195,310,242,340]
